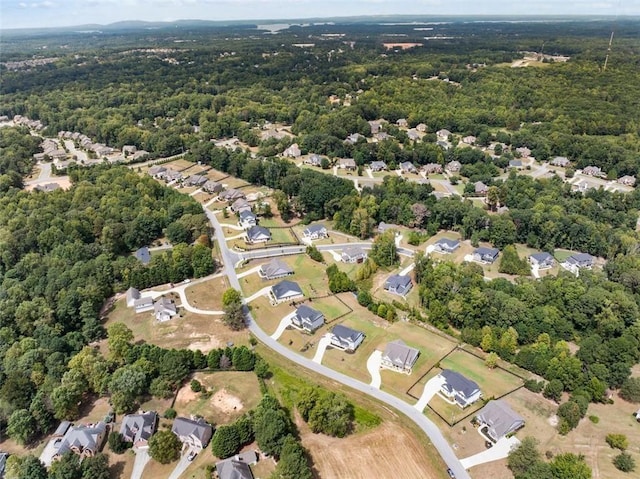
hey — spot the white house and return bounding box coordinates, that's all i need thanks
[529,252,555,269]
[269,280,304,304]
[381,340,420,374]
[330,325,365,352]
[302,224,328,240]
[433,238,460,254]
[438,369,481,408]
[475,400,525,443]
[154,297,177,322]
[292,305,325,333]
[171,417,213,451]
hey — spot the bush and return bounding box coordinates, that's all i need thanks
[524,379,544,393]
[306,245,323,263]
[108,431,132,454]
[543,379,563,402]
[588,415,599,424]
[606,433,628,450]
[190,380,202,392]
[619,377,640,403]
[163,408,177,419]
[613,452,636,473]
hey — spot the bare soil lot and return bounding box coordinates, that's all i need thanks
[185,276,228,311]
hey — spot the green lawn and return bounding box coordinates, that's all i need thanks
[269,227,298,244]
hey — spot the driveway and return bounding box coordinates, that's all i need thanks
[271,312,295,340]
[366,350,382,389]
[244,286,271,304]
[167,447,196,479]
[414,375,446,412]
[460,436,520,469]
[399,262,415,276]
[130,448,150,479]
[312,334,331,364]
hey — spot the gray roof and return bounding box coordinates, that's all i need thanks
[220,188,246,200]
[246,226,270,241]
[382,340,420,369]
[440,370,480,398]
[476,400,525,441]
[154,297,176,315]
[54,421,72,437]
[171,417,213,445]
[260,258,293,278]
[400,161,416,171]
[232,198,251,211]
[295,304,324,323]
[530,252,554,263]
[271,280,303,300]
[385,274,412,293]
[303,224,327,235]
[474,247,499,260]
[135,247,151,265]
[378,222,399,233]
[56,422,107,457]
[509,159,522,167]
[435,238,460,250]
[0,452,7,477]
[134,296,153,308]
[216,458,253,479]
[342,246,367,259]
[331,324,364,343]
[120,411,158,444]
[126,287,140,302]
[567,252,594,265]
[370,160,387,170]
[239,210,257,222]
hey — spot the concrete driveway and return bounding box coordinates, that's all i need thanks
[130,448,150,479]
[167,447,197,479]
[312,334,332,364]
[460,436,520,469]
[414,375,446,412]
[271,312,295,340]
[366,350,382,389]
[244,286,271,303]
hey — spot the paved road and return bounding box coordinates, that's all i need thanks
[64,139,88,163]
[146,272,226,315]
[205,208,472,479]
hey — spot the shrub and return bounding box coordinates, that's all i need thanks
[306,245,324,263]
[606,433,628,450]
[190,380,202,392]
[524,379,544,393]
[588,415,599,424]
[163,408,177,419]
[108,431,132,454]
[613,452,636,473]
[619,377,640,403]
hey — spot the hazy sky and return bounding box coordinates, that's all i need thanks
[1,0,639,30]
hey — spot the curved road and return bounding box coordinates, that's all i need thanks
[204,207,470,479]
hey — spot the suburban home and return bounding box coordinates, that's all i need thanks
[283,143,301,158]
[53,421,72,438]
[475,400,525,443]
[529,252,555,269]
[446,161,462,173]
[338,158,357,170]
[302,224,328,240]
[436,140,450,150]
[381,340,420,374]
[154,297,177,322]
[148,165,167,178]
[368,119,386,135]
[564,252,595,270]
[305,154,323,167]
[126,287,142,307]
[171,417,213,451]
[345,133,365,144]
[407,129,420,141]
[341,246,368,263]
[399,161,417,174]
[583,166,603,177]
[231,198,252,213]
[550,156,570,167]
[370,161,388,172]
[163,169,183,183]
[423,163,443,174]
[134,246,151,265]
[378,221,400,234]
[384,274,413,297]
[53,422,107,460]
[474,181,489,195]
[462,135,476,145]
[330,324,365,352]
[473,247,500,264]
[184,174,208,187]
[436,129,451,141]
[258,258,294,280]
[35,183,61,192]
[516,147,531,158]
[433,238,460,254]
[219,188,246,201]
[397,118,408,128]
[134,296,154,314]
[374,132,392,142]
[122,145,137,155]
[618,175,636,186]
[245,226,271,244]
[416,123,428,132]
[238,210,258,229]
[120,411,158,449]
[508,159,523,169]
[216,451,258,479]
[292,304,325,333]
[203,180,223,194]
[438,369,482,408]
[269,280,304,304]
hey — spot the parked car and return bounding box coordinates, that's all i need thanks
[187,450,197,462]
[447,469,456,478]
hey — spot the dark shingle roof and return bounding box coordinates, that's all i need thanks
[440,369,479,397]
[271,280,303,300]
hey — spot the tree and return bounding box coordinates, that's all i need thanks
[80,453,110,479]
[557,401,582,434]
[7,409,37,445]
[613,452,636,473]
[270,435,313,479]
[485,352,499,369]
[296,387,354,437]
[254,396,291,457]
[108,364,149,414]
[549,453,591,479]
[107,322,134,364]
[543,379,564,403]
[49,452,82,479]
[605,433,628,450]
[370,231,399,267]
[149,430,182,464]
[305,244,323,263]
[498,245,530,275]
[619,377,640,403]
[190,380,202,392]
[232,346,256,371]
[5,455,48,479]
[211,424,242,459]
[108,431,132,454]
[507,437,542,477]
[222,288,246,330]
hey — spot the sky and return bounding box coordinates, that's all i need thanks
[1,0,639,30]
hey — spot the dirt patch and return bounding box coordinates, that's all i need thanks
[548,414,559,426]
[187,334,222,352]
[212,389,243,414]
[176,385,199,405]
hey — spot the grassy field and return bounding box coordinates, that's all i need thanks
[269,227,298,244]
[184,276,229,311]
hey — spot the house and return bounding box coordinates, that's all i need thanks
[133,296,154,313]
[154,297,177,322]
[529,252,555,269]
[53,422,107,460]
[53,421,72,438]
[377,221,400,234]
[203,180,223,194]
[462,135,476,145]
[163,169,183,183]
[184,174,208,187]
[216,451,258,479]
[302,224,328,240]
[345,133,365,145]
[368,120,386,135]
[120,411,158,448]
[516,147,531,158]
[565,253,594,270]
[122,145,137,155]
[436,140,450,150]
[35,183,61,192]
[171,417,213,451]
[269,280,304,304]
[341,246,368,263]
[231,198,252,213]
[399,161,417,174]
[245,226,271,244]
[474,181,489,195]
[433,238,460,254]
[508,159,523,169]
[305,154,323,167]
[292,305,325,333]
[407,129,420,141]
[338,158,357,170]
[397,118,408,128]
[438,369,481,408]
[473,247,500,264]
[423,163,443,175]
[618,175,636,186]
[381,339,420,374]
[238,210,258,229]
[220,189,246,201]
[148,166,167,178]
[126,287,142,307]
[446,161,462,173]
[583,166,603,177]
[330,325,365,352]
[416,123,428,132]
[370,161,388,172]
[550,156,570,167]
[436,129,451,141]
[384,275,413,296]
[259,258,293,280]
[283,143,301,158]
[475,400,525,442]
[134,247,151,265]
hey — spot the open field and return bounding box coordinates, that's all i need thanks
[105,298,247,352]
[174,371,261,425]
[184,276,228,311]
[107,450,135,479]
[249,296,293,333]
